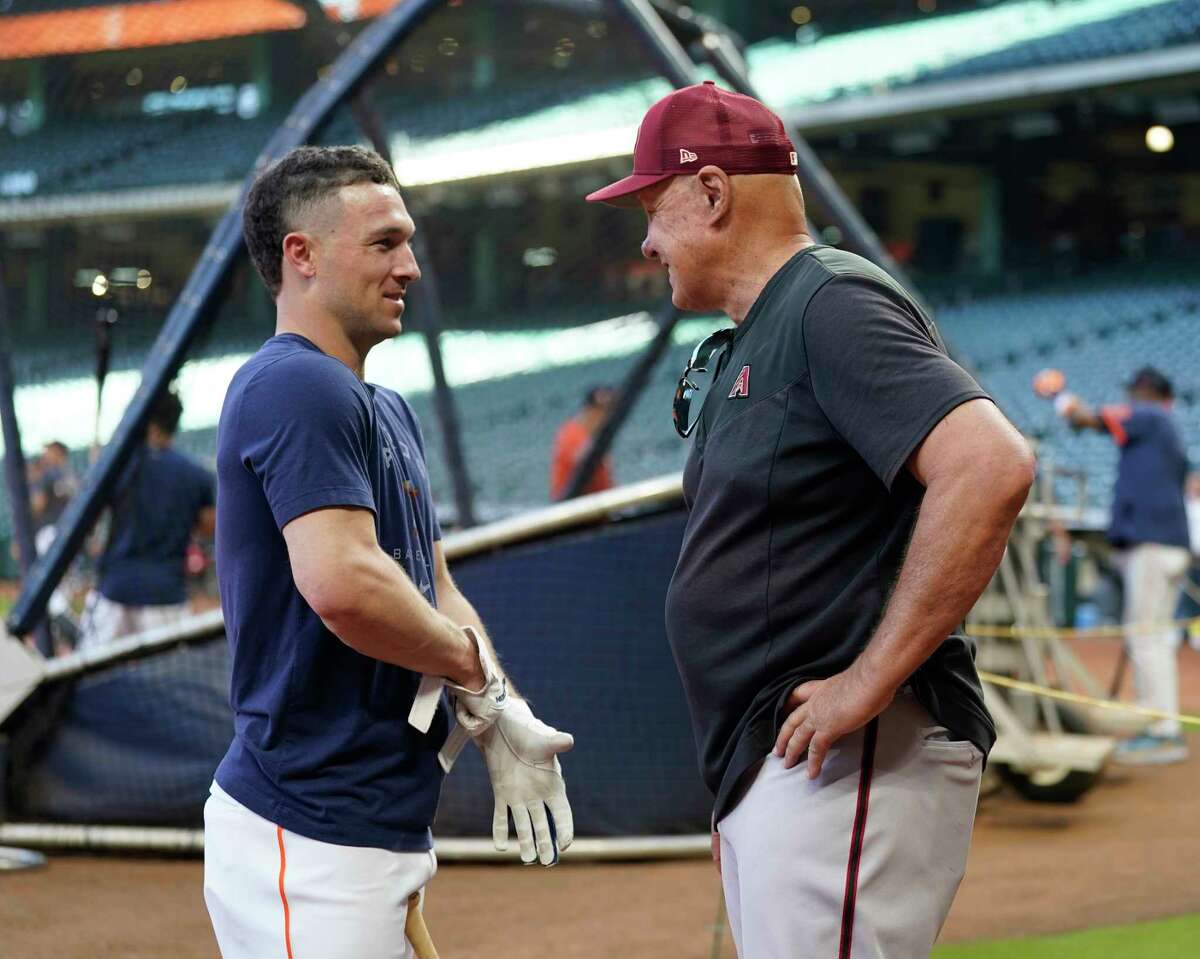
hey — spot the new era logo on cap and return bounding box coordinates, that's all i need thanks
[679,149,698,163]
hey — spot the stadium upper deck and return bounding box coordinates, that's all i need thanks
[1,0,1198,206]
[0,0,1196,558]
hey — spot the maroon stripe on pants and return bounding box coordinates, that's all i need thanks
[838,717,879,959]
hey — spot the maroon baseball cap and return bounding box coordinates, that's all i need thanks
[586,80,798,207]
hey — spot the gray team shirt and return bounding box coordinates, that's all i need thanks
[665,246,997,823]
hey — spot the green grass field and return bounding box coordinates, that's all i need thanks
[935,914,1200,958]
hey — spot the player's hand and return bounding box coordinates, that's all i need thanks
[1053,392,1080,419]
[476,698,574,866]
[773,667,895,779]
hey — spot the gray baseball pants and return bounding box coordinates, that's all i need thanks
[717,690,983,958]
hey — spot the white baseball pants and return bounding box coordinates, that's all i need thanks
[1119,543,1191,737]
[717,690,983,959]
[78,590,190,649]
[204,782,437,959]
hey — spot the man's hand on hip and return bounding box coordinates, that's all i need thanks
[476,698,574,866]
[773,666,895,779]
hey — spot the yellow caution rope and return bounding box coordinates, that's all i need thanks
[977,671,1200,728]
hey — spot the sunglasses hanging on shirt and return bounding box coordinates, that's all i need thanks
[672,328,735,439]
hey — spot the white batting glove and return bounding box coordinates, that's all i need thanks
[476,698,574,866]
[446,626,508,736]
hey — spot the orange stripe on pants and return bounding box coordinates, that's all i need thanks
[276,826,295,959]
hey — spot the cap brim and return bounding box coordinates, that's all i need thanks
[585,171,675,207]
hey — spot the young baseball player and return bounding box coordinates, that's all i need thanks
[204,146,574,959]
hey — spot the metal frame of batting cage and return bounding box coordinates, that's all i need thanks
[4,0,465,642]
[0,474,715,860]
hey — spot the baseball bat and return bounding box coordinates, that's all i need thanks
[405,892,439,959]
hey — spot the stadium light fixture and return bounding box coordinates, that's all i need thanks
[1145,124,1174,153]
[91,274,108,297]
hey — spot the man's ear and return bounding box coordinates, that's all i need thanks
[696,165,732,224]
[282,231,318,283]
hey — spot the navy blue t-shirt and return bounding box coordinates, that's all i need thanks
[213,333,449,852]
[99,446,214,606]
[1102,401,1190,549]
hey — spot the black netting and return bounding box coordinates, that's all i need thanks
[11,504,712,837]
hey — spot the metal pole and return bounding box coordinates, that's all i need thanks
[0,255,51,654]
[351,118,478,526]
[297,5,478,527]
[559,300,681,501]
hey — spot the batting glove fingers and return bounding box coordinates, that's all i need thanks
[479,698,575,866]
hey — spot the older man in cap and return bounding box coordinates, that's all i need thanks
[1058,366,1191,764]
[589,81,1035,957]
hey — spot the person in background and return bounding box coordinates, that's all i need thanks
[25,440,81,652]
[1181,472,1200,651]
[30,441,76,542]
[1058,366,1191,763]
[550,385,615,500]
[79,387,215,647]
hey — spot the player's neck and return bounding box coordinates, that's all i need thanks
[275,305,368,379]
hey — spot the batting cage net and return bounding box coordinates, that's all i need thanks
[4,484,713,842]
[0,0,728,845]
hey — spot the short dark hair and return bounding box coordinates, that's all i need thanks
[1126,366,1173,400]
[148,387,183,436]
[243,145,401,296]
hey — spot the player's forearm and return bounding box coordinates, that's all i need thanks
[436,580,520,695]
[852,463,1031,696]
[318,551,482,686]
[1067,406,1104,432]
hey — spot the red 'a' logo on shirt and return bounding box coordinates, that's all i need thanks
[728,365,751,399]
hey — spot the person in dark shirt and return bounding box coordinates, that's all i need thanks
[550,384,615,500]
[29,440,81,652]
[30,440,76,536]
[1058,366,1191,764]
[587,82,1034,957]
[204,146,573,959]
[79,388,214,648]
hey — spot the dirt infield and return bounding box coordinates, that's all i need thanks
[3,642,1198,958]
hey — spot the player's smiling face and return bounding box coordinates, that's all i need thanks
[638,175,718,313]
[315,181,420,348]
